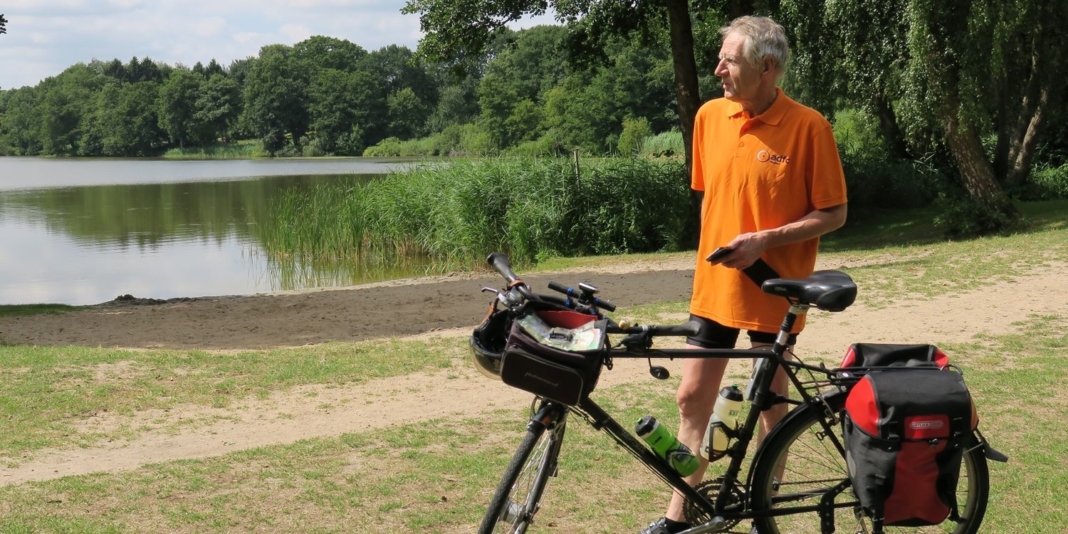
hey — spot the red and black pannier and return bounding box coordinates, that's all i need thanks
[841,344,978,526]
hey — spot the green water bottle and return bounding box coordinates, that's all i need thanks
[635,415,699,476]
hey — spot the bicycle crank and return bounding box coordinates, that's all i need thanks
[682,478,744,532]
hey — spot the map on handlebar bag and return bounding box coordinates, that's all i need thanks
[517,313,605,352]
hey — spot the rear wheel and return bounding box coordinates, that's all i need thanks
[478,410,567,534]
[750,395,989,534]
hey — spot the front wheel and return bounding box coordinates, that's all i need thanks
[750,394,989,534]
[478,407,567,534]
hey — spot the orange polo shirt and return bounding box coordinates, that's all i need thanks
[690,88,847,333]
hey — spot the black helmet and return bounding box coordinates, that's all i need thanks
[470,305,512,379]
[470,333,503,379]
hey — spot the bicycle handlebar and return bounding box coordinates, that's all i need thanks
[485,252,703,338]
[547,281,618,312]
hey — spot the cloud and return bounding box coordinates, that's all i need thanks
[0,1,558,90]
[0,1,424,88]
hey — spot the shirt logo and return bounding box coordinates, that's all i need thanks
[756,150,790,165]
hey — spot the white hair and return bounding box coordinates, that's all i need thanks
[719,16,790,79]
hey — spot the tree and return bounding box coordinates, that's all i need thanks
[0,87,43,155]
[84,80,163,156]
[293,35,367,73]
[403,0,705,168]
[37,64,105,155]
[157,68,204,148]
[359,45,438,145]
[306,68,384,154]
[426,76,480,132]
[194,74,241,143]
[0,13,7,35]
[388,87,431,140]
[241,44,311,152]
[800,0,1068,224]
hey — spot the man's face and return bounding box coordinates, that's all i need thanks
[715,32,764,105]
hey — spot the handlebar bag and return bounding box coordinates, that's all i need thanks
[843,365,977,526]
[499,303,608,406]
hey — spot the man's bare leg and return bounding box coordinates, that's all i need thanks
[663,351,729,523]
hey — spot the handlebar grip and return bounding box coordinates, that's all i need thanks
[649,320,701,337]
[547,281,570,294]
[487,252,521,285]
[595,298,617,312]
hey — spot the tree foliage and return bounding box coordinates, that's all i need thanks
[403,0,705,167]
[791,0,1068,225]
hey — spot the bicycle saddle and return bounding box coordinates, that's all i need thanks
[760,270,857,312]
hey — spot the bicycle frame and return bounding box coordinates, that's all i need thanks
[532,302,853,527]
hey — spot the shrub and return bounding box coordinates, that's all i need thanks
[933,196,1021,238]
[618,117,653,156]
[1013,164,1068,200]
[363,137,403,157]
[640,130,684,158]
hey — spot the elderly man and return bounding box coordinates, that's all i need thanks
[640,15,848,534]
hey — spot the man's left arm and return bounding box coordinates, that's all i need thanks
[717,203,847,269]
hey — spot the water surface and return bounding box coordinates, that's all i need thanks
[0,157,412,305]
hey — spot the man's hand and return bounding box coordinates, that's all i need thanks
[715,204,847,270]
[718,233,769,269]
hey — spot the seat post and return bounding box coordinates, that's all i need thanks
[773,303,808,355]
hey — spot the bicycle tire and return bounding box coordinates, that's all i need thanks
[478,413,567,534]
[750,394,989,534]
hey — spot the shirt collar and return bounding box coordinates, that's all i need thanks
[725,87,789,125]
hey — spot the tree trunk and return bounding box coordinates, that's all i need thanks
[942,105,1015,213]
[1005,85,1053,188]
[663,0,701,174]
[999,12,1065,188]
[871,94,911,159]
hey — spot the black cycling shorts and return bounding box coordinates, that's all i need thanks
[685,314,798,348]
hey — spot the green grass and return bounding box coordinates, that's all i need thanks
[0,304,76,318]
[0,339,461,458]
[2,205,1068,532]
[0,313,1061,532]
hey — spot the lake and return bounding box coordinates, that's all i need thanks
[0,157,416,306]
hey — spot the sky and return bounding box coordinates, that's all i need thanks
[0,0,556,90]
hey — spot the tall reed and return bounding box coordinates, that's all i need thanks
[161,143,263,159]
[258,157,691,270]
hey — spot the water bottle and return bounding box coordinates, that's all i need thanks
[635,415,699,476]
[702,384,744,460]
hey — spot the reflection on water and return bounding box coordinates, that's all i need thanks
[0,157,433,305]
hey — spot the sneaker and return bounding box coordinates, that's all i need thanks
[638,517,692,534]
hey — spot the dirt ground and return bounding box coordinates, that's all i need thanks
[2,256,1066,486]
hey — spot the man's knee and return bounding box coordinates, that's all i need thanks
[676,386,715,420]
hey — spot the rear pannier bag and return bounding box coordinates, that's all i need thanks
[499,304,607,406]
[843,366,976,526]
